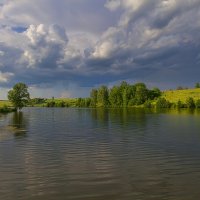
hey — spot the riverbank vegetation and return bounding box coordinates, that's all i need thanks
[2,81,200,111]
[29,81,200,109]
[0,101,16,113]
[0,82,30,113]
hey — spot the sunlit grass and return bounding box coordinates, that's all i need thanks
[44,98,78,107]
[0,100,12,108]
[0,100,15,113]
[162,88,200,103]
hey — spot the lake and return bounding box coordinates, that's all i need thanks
[0,108,200,200]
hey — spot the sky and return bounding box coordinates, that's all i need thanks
[0,0,200,99]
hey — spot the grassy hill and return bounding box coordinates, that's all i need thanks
[162,88,200,103]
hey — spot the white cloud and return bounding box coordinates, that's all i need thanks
[23,24,68,68]
[0,71,14,83]
[0,0,117,35]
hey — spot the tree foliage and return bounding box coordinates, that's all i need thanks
[90,89,98,107]
[186,97,195,108]
[156,98,171,108]
[109,86,122,107]
[195,82,200,88]
[97,85,109,107]
[90,81,161,107]
[8,83,30,110]
[195,99,200,108]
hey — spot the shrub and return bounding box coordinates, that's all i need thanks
[186,97,195,108]
[128,99,137,106]
[156,98,171,108]
[144,100,153,108]
[56,101,65,107]
[46,101,55,107]
[177,100,186,108]
[195,99,200,108]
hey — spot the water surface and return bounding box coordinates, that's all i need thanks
[0,108,200,200]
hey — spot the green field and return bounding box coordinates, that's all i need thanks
[162,88,200,103]
[45,98,79,107]
[0,100,12,108]
[0,100,15,113]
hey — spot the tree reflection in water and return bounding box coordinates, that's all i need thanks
[11,111,27,137]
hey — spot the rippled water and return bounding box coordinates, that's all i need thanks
[0,108,200,200]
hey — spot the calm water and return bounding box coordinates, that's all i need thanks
[0,108,200,200]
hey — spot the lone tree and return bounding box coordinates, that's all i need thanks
[8,83,30,110]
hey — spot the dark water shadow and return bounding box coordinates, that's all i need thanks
[9,111,28,138]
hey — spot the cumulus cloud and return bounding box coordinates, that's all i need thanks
[23,24,68,68]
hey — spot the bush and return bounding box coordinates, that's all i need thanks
[177,100,186,108]
[156,98,171,108]
[148,88,161,100]
[56,101,65,107]
[128,99,137,106]
[46,101,55,107]
[170,103,176,109]
[144,100,153,108]
[186,97,195,108]
[195,99,200,108]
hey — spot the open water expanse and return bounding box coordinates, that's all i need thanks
[0,108,200,200]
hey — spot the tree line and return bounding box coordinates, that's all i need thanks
[6,82,200,110]
[89,81,161,107]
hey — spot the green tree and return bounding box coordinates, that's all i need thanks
[8,83,30,110]
[109,86,122,107]
[186,97,195,108]
[127,85,136,106]
[195,82,200,88]
[195,99,200,108]
[177,100,185,109]
[76,98,85,107]
[144,100,153,108]
[122,88,128,107]
[134,83,148,105]
[119,81,128,91]
[148,88,161,100]
[84,98,91,107]
[90,89,98,107]
[46,100,55,107]
[56,101,65,107]
[156,98,171,108]
[119,81,130,107]
[97,85,109,107]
